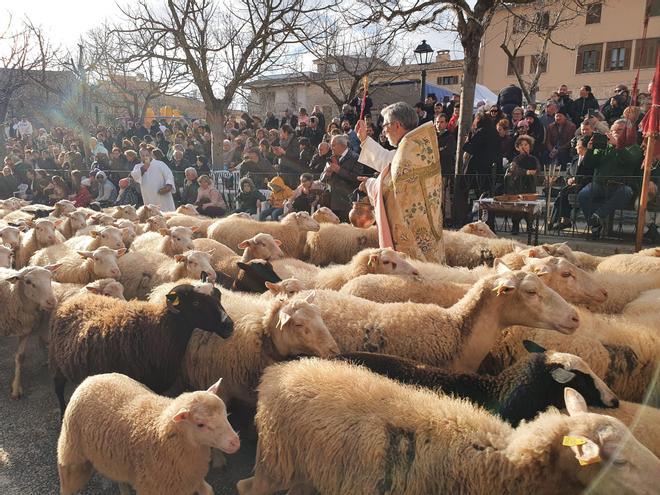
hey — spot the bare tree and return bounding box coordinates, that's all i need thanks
[285,21,407,112]
[83,26,191,123]
[500,0,588,104]
[114,0,332,169]
[0,15,51,158]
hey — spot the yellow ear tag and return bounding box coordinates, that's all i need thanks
[578,455,602,466]
[367,258,374,268]
[492,284,508,296]
[562,436,587,447]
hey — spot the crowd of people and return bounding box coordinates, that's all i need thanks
[2,79,656,238]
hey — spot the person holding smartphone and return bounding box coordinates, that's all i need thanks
[130,148,176,211]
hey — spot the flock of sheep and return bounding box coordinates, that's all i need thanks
[0,195,659,495]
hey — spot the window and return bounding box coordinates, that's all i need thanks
[507,56,525,76]
[604,40,632,71]
[586,3,602,24]
[530,54,547,74]
[534,11,550,29]
[576,43,602,73]
[634,37,660,68]
[513,16,527,34]
[650,0,660,17]
[438,75,459,85]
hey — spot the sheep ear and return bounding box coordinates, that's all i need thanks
[190,226,199,233]
[115,248,127,257]
[45,263,62,273]
[493,259,512,274]
[171,408,190,423]
[276,310,292,330]
[522,340,546,354]
[273,239,282,246]
[467,223,476,231]
[77,251,94,259]
[159,228,171,236]
[551,368,576,384]
[265,281,281,293]
[367,253,379,270]
[304,291,315,304]
[564,387,588,416]
[236,261,249,271]
[85,286,101,294]
[207,378,223,396]
[174,255,186,263]
[166,291,181,313]
[237,239,252,249]
[492,275,517,296]
[89,231,100,238]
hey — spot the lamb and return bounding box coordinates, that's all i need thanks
[290,266,579,372]
[182,293,339,406]
[303,223,378,265]
[0,224,23,250]
[130,227,195,257]
[113,219,138,247]
[53,278,126,302]
[443,229,526,268]
[55,211,87,239]
[0,244,12,268]
[58,373,239,495]
[311,206,340,224]
[43,247,124,284]
[168,203,200,217]
[596,253,660,275]
[64,225,125,251]
[49,283,234,416]
[198,234,284,279]
[15,219,65,268]
[0,265,59,398]
[51,199,77,217]
[208,211,320,258]
[110,204,139,222]
[86,212,116,227]
[273,248,420,290]
[142,214,168,233]
[458,220,497,238]
[136,204,162,222]
[238,361,659,495]
[263,278,306,299]
[166,214,216,237]
[117,250,217,300]
[339,339,618,426]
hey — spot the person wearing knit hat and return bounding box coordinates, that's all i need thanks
[546,109,577,169]
[94,170,117,207]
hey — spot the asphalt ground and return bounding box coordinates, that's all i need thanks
[0,336,258,495]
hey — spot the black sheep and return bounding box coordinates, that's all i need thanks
[339,340,619,426]
[50,283,234,417]
[232,260,281,292]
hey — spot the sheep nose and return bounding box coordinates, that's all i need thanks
[412,270,420,276]
[571,315,580,324]
[611,398,620,408]
[600,288,608,298]
[228,436,241,451]
[111,269,120,277]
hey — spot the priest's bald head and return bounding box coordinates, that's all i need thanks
[381,102,419,146]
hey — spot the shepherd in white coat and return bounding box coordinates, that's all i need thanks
[131,148,176,212]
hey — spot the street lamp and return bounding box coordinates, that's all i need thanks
[413,40,434,102]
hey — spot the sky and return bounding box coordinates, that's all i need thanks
[7,0,467,62]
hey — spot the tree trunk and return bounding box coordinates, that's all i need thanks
[207,106,226,171]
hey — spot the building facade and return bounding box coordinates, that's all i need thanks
[244,51,464,119]
[478,0,659,102]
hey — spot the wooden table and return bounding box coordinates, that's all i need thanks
[476,198,544,245]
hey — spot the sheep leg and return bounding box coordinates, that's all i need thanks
[58,460,93,495]
[236,471,283,495]
[117,482,132,495]
[196,480,214,495]
[10,334,29,399]
[53,371,68,419]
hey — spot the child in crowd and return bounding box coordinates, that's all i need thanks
[234,176,265,216]
[504,135,540,234]
[260,175,293,221]
[284,172,325,214]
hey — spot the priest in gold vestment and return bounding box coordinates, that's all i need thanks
[356,102,445,263]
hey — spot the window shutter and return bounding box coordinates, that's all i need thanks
[622,40,632,70]
[594,45,602,72]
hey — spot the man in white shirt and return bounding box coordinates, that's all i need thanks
[15,117,33,142]
[131,148,176,211]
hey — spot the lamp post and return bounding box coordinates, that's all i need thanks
[413,40,434,102]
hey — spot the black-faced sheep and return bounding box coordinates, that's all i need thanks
[208,211,320,258]
[340,340,618,426]
[58,373,239,495]
[182,293,339,406]
[49,283,234,416]
[1,265,59,398]
[238,360,659,495]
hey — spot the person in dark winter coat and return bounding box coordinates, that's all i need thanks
[462,109,500,197]
[523,111,546,161]
[435,114,456,176]
[309,142,332,173]
[571,85,599,125]
[497,84,523,118]
[234,177,266,215]
[264,112,279,130]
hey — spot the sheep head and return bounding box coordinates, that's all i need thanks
[238,233,284,261]
[364,248,420,277]
[164,283,233,338]
[265,278,306,299]
[3,265,59,311]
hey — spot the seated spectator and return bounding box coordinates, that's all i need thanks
[546,110,576,169]
[578,119,642,238]
[0,166,19,200]
[572,85,599,125]
[602,84,630,125]
[523,111,546,160]
[181,167,200,205]
[504,135,540,234]
[68,171,92,208]
[238,147,275,186]
[115,177,142,207]
[307,116,324,147]
[539,102,557,130]
[195,155,211,175]
[285,172,325,214]
[259,139,277,165]
[94,171,118,207]
[196,174,227,217]
[124,149,141,170]
[496,119,514,173]
[44,175,70,205]
[298,137,314,169]
[32,169,51,204]
[259,175,293,221]
[510,106,524,130]
[309,142,332,173]
[234,176,265,216]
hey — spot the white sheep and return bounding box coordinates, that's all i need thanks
[53,278,126,302]
[263,278,306,299]
[272,248,420,290]
[303,223,378,265]
[58,373,239,495]
[55,211,87,239]
[136,204,162,222]
[51,199,77,217]
[208,211,320,258]
[64,225,126,251]
[443,230,526,268]
[86,212,116,227]
[141,214,168,233]
[46,247,124,285]
[117,250,217,300]
[238,362,659,495]
[311,206,340,224]
[0,265,59,398]
[166,214,216,237]
[596,253,660,275]
[15,219,65,268]
[289,267,579,373]
[0,244,12,269]
[130,227,196,257]
[0,224,23,251]
[457,220,497,238]
[110,205,139,222]
[182,293,339,406]
[113,219,138,247]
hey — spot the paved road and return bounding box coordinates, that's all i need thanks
[0,337,258,495]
